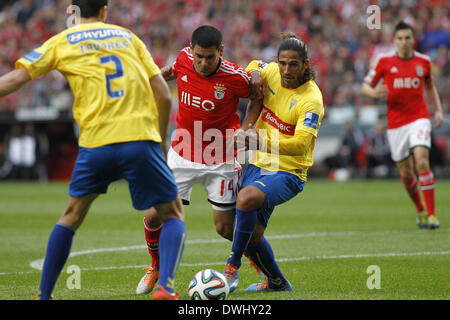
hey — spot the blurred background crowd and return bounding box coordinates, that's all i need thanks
[0,0,448,181]
[0,0,448,111]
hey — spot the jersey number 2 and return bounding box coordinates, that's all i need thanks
[100,55,125,99]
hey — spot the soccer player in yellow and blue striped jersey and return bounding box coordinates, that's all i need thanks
[0,0,185,300]
[224,33,324,292]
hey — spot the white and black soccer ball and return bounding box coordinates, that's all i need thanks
[188,269,230,300]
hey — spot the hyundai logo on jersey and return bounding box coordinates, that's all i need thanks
[67,28,132,45]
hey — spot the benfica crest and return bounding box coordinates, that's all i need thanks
[416,66,424,77]
[214,84,226,100]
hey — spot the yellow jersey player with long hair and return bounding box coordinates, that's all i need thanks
[0,0,185,300]
[224,32,324,293]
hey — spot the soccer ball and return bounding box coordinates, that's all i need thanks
[188,269,230,300]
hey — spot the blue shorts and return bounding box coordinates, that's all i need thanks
[241,164,305,228]
[69,141,178,210]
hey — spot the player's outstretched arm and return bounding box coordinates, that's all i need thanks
[241,99,263,131]
[361,82,388,99]
[232,99,263,153]
[150,73,173,153]
[160,64,177,82]
[0,68,31,98]
[264,130,314,156]
[424,80,444,128]
[238,128,314,156]
[249,70,264,101]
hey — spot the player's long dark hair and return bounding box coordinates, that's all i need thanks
[278,32,316,84]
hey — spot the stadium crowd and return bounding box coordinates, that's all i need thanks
[0,0,448,113]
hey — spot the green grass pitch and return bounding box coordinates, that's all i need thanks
[0,179,449,300]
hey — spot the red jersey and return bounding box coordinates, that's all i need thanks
[171,47,251,164]
[364,51,432,129]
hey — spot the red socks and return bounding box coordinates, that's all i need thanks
[401,171,436,216]
[143,218,162,269]
[418,170,435,216]
[401,175,424,213]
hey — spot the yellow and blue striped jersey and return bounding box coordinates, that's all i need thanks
[246,60,324,181]
[16,22,162,148]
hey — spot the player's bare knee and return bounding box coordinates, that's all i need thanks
[145,207,162,228]
[160,210,184,223]
[236,189,260,211]
[415,159,429,172]
[156,198,185,223]
[59,206,83,230]
[59,194,97,230]
[216,223,233,241]
[248,231,264,246]
[399,168,415,181]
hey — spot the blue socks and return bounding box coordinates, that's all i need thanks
[39,224,75,299]
[38,211,283,296]
[227,209,258,268]
[246,237,287,287]
[157,218,186,294]
[38,219,186,298]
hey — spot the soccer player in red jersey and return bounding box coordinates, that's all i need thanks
[362,21,444,229]
[136,25,263,294]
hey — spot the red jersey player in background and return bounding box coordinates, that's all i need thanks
[136,25,263,295]
[362,21,444,229]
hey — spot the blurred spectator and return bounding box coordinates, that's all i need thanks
[430,133,446,170]
[20,122,38,180]
[365,121,394,179]
[4,122,42,180]
[325,120,365,175]
[5,123,24,180]
[419,18,450,57]
[15,0,37,26]
[372,26,397,61]
[34,123,49,182]
[0,140,11,179]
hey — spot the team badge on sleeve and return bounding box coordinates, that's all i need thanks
[214,84,227,100]
[303,112,319,129]
[416,66,424,77]
[258,62,268,70]
[22,50,43,63]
